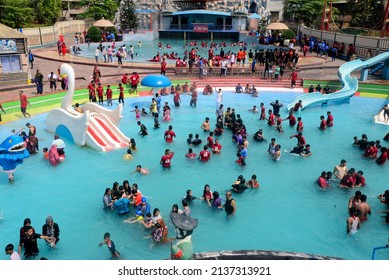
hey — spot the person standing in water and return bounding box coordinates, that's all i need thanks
[333,159,348,180]
[98,232,120,259]
[347,206,360,235]
[223,191,236,218]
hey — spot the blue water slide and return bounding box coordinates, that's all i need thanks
[287,52,389,111]
[369,62,384,75]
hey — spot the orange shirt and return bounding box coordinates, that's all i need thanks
[237,51,244,60]
[133,193,143,206]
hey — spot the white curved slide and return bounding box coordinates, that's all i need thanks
[373,105,389,125]
[46,63,130,152]
[288,52,389,111]
[86,113,130,152]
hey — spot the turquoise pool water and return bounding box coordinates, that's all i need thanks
[0,91,389,260]
[78,39,281,64]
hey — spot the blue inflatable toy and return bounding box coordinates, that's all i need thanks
[0,135,30,182]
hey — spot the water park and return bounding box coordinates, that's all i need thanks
[0,0,389,261]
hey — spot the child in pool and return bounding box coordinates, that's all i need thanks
[132,165,149,175]
[185,148,197,159]
[141,108,148,116]
[247,174,259,188]
[123,149,133,160]
[98,232,120,259]
[129,138,137,151]
[43,147,49,160]
[131,106,141,118]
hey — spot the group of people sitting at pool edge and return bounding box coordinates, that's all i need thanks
[149,40,301,77]
[234,83,259,96]
[308,84,333,94]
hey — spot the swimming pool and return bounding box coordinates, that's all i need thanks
[78,39,283,64]
[0,90,388,260]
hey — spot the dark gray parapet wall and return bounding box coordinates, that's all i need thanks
[193,250,342,260]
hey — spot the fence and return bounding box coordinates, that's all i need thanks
[21,20,93,47]
[299,26,389,58]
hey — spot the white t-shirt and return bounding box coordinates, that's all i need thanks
[10,252,21,260]
[217,91,223,104]
[47,73,58,80]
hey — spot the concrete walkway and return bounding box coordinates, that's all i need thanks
[0,34,367,109]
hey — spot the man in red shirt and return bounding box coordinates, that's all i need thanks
[160,149,174,168]
[198,145,211,162]
[292,100,303,112]
[96,83,104,106]
[129,72,139,94]
[283,111,296,126]
[121,73,129,85]
[289,132,306,154]
[93,65,101,84]
[19,90,31,118]
[161,59,167,75]
[212,139,222,154]
[326,111,334,127]
[87,81,96,102]
[173,90,181,107]
[164,125,176,143]
[207,131,214,148]
[290,69,298,88]
[317,171,329,188]
[105,85,113,106]
[208,47,214,60]
[175,58,182,67]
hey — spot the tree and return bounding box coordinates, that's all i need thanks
[283,0,324,28]
[79,0,118,20]
[346,0,384,29]
[34,0,63,25]
[0,0,34,28]
[119,0,139,31]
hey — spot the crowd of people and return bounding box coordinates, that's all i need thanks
[7,33,389,261]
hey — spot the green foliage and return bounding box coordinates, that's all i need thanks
[119,0,139,31]
[79,0,118,21]
[282,29,296,39]
[35,0,63,25]
[283,0,323,28]
[88,25,102,42]
[0,0,34,28]
[345,0,384,29]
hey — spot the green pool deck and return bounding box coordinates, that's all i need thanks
[1,79,387,124]
[303,79,389,98]
[0,79,189,124]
